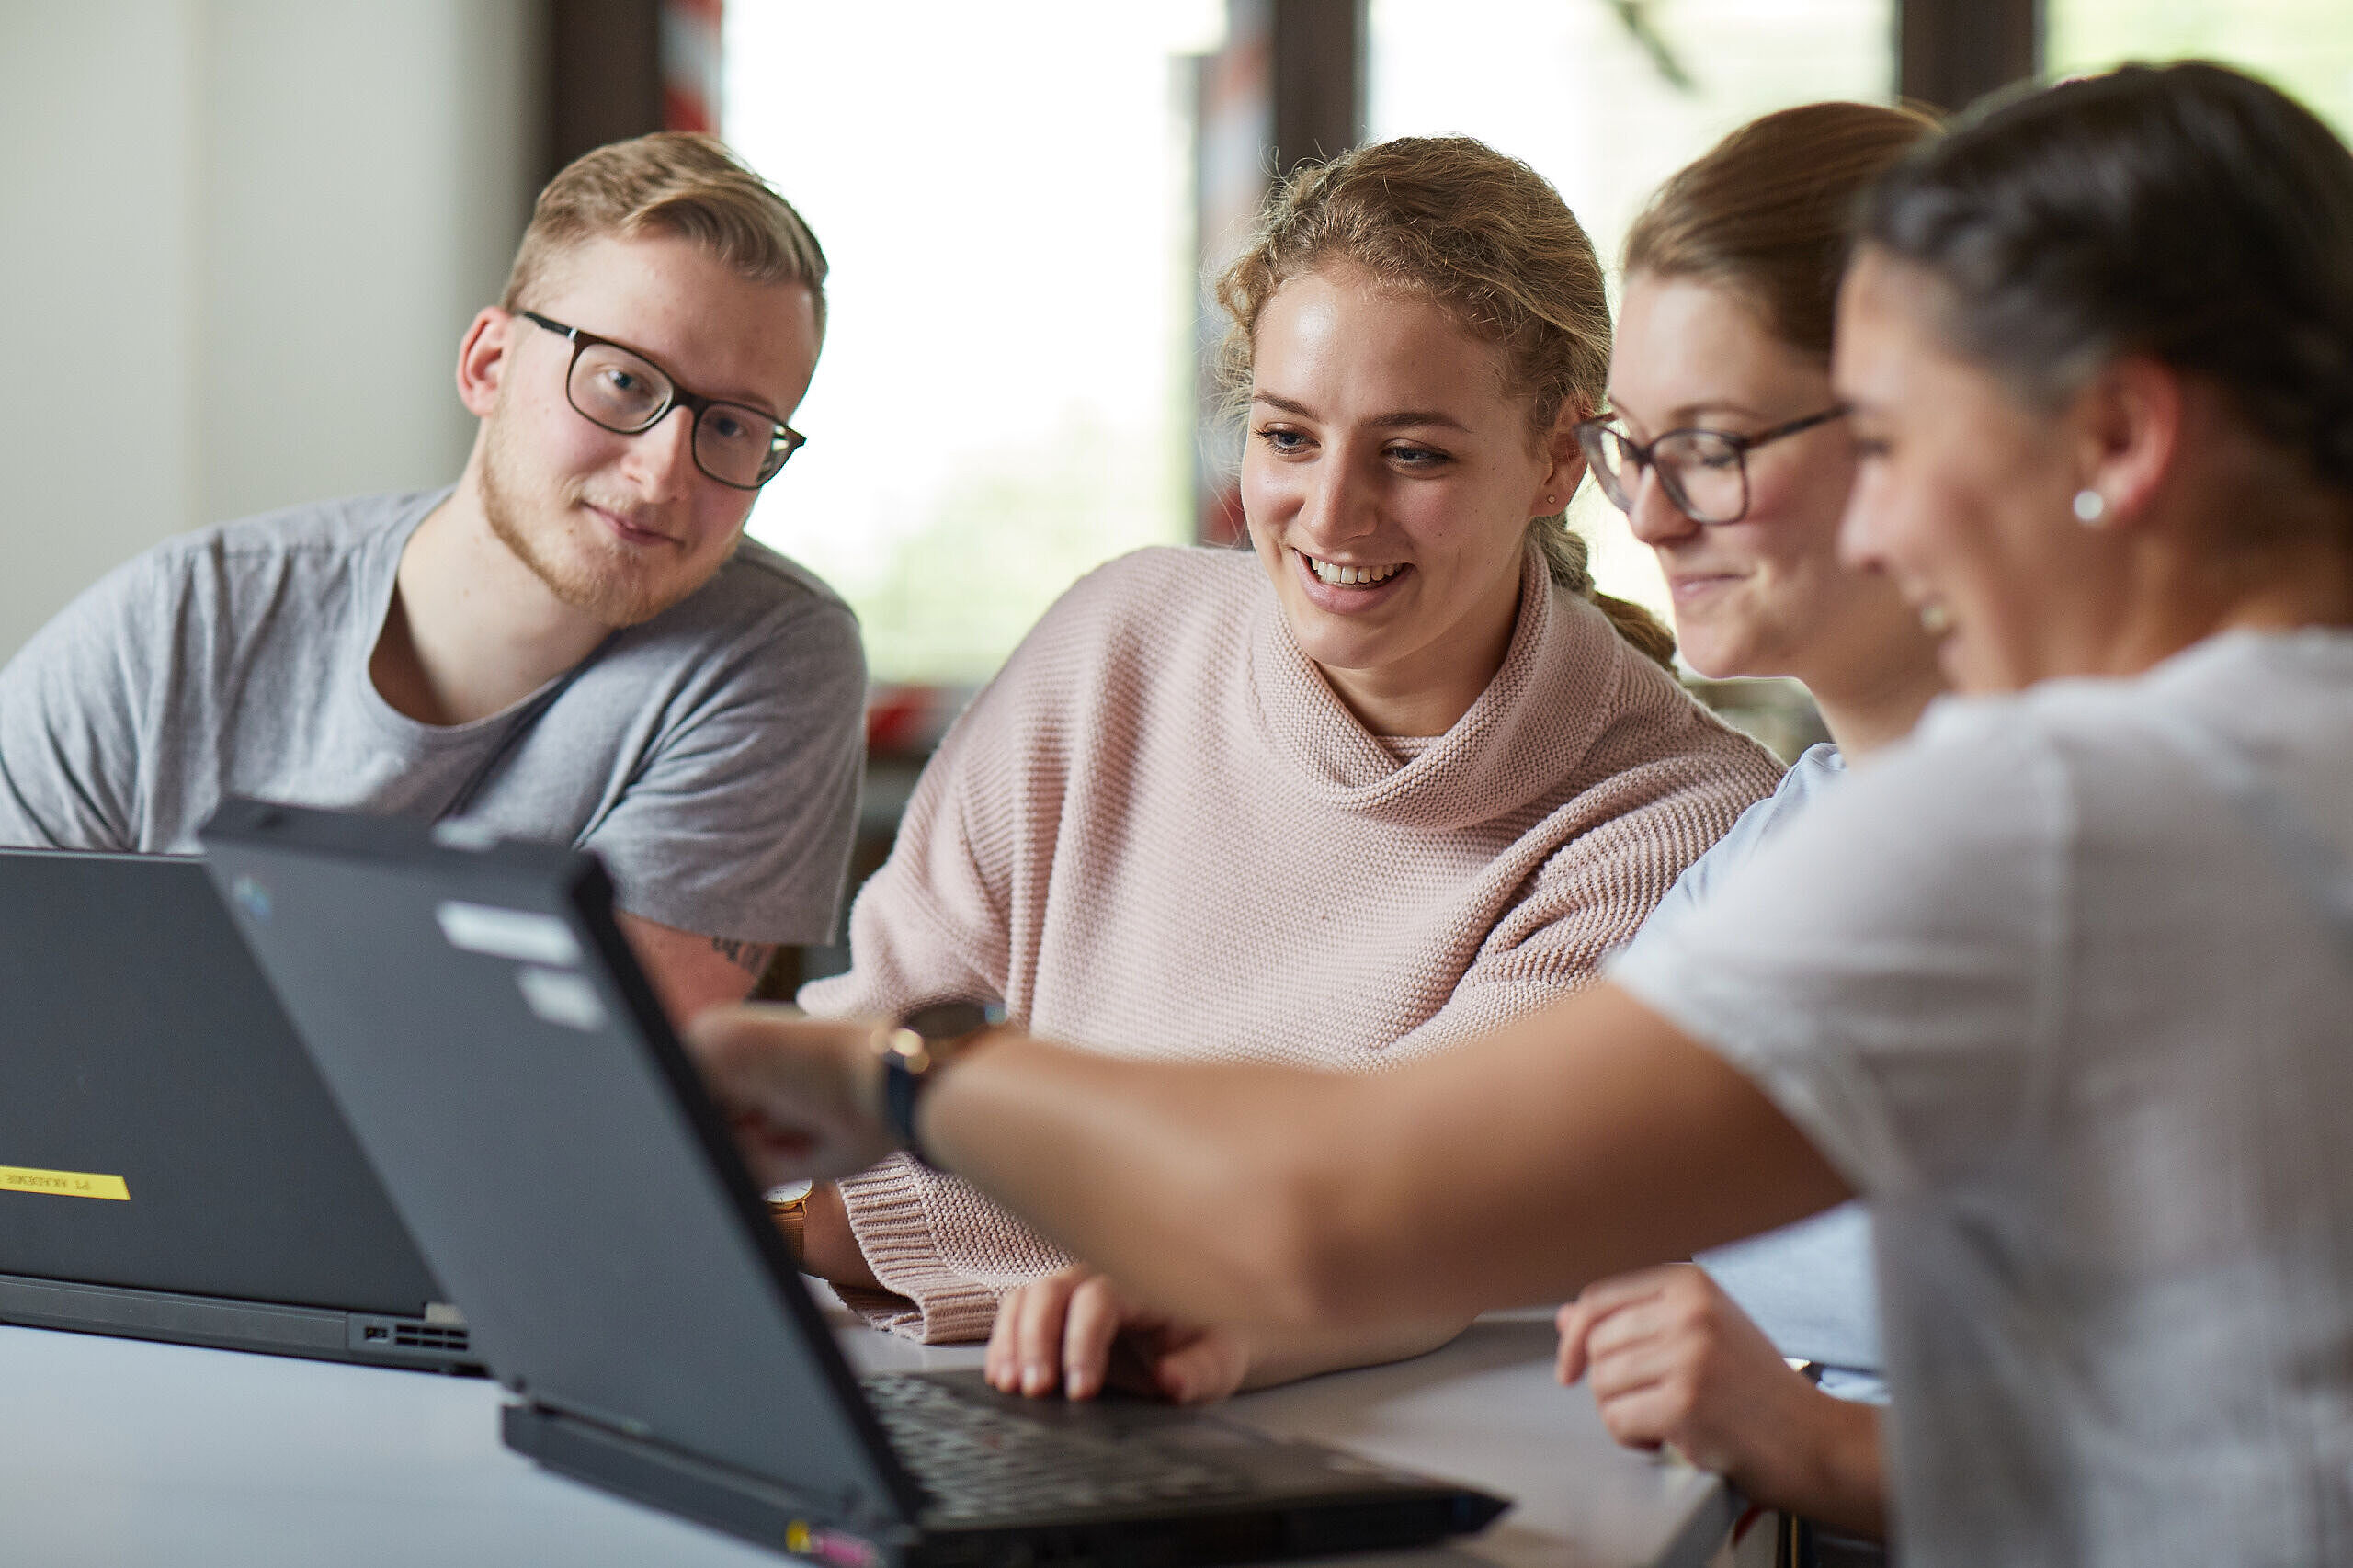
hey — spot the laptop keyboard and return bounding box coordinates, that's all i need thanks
[862,1373,1253,1523]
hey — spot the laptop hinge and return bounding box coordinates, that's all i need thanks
[0,1273,482,1371]
[0,1273,345,1351]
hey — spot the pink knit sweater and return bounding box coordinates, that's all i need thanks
[802,543,1781,1340]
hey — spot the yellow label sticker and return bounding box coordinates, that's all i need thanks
[0,1165,130,1201]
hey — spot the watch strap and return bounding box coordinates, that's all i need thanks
[879,1031,929,1158]
[879,1000,1002,1165]
[765,1182,813,1269]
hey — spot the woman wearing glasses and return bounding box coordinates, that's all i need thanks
[779,137,1781,1362]
[695,62,2353,1567]
[1548,102,1943,1546]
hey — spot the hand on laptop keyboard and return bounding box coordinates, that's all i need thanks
[988,1267,1250,1404]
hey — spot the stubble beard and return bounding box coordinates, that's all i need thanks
[478,417,694,629]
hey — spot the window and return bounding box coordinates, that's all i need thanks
[2047,0,2353,140]
[724,4,1217,685]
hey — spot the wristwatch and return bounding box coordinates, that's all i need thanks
[766,1180,813,1269]
[872,999,1003,1166]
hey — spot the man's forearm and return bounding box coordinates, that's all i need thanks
[616,910,773,1025]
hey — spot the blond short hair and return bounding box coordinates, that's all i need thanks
[502,131,827,336]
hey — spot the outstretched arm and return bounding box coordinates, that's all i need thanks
[686,983,1851,1329]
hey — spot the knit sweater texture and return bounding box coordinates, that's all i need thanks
[802,543,1783,1340]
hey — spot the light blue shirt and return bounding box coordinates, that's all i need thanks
[1620,743,1884,1401]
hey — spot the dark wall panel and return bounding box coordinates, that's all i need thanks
[1271,0,1364,176]
[1900,0,2040,114]
[542,0,665,187]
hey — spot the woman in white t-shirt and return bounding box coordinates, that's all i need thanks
[692,62,2353,1568]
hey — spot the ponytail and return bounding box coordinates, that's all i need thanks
[1528,517,1678,670]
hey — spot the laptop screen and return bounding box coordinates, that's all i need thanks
[0,850,442,1316]
[202,803,914,1522]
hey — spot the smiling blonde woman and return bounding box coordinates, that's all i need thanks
[783,137,1780,1369]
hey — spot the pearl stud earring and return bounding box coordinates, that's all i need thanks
[2072,489,2109,526]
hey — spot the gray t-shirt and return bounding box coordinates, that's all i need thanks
[0,489,866,944]
[1625,744,1885,1400]
[1612,630,2353,1568]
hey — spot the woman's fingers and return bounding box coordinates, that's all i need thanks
[984,1287,1025,1392]
[1578,1309,1717,1457]
[1014,1269,1087,1396]
[987,1268,1157,1401]
[1061,1274,1131,1400]
[1570,1265,1831,1486]
[1555,1265,1680,1383]
[1581,1290,1684,1364]
[1584,1333,1691,1406]
[1554,1300,1594,1384]
[985,1270,1084,1395]
[991,1268,1244,1405]
[1587,1375,1688,1451]
[1564,1267,1881,1527]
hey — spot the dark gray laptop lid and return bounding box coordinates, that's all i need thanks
[0,849,443,1315]
[200,801,916,1524]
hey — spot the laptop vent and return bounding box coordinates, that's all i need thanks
[392,1323,471,1354]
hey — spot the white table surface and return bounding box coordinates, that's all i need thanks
[0,1299,1734,1568]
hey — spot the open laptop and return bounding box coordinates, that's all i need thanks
[0,848,477,1370]
[199,799,1509,1567]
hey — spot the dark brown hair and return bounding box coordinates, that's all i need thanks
[1626,101,1938,360]
[1215,136,1677,668]
[1860,62,2353,500]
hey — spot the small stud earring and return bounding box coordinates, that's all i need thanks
[2072,489,2109,526]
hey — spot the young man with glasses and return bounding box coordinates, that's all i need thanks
[0,133,864,1021]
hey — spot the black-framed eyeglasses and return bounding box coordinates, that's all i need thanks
[1574,406,1847,525]
[520,311,806,491]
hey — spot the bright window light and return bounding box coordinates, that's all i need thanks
[2047,0,2353,139]
[726,3,1212,684]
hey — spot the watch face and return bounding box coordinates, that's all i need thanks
[765,1180,814,1206]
